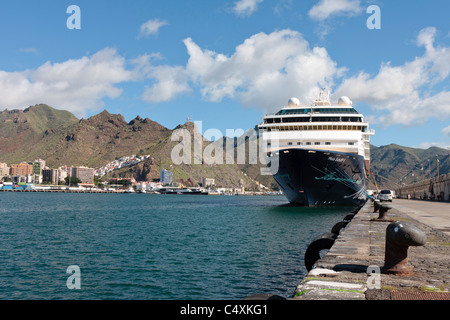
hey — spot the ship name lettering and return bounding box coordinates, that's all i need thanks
[328,156,345,163]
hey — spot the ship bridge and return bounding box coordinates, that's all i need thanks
[258,92,375,162]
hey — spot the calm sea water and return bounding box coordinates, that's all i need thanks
[0,193,353,300]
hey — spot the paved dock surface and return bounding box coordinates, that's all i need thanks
[392,199,450,236]
[293,199,450,300]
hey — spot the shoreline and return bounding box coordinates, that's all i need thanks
[0,188,283,196]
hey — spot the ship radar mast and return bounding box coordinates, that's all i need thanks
[315,89,331,106]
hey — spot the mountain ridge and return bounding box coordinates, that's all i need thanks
[0,104,449,190]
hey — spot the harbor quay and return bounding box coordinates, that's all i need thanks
[290,199,450,300]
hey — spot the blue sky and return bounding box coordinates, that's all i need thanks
[0,0,449,149]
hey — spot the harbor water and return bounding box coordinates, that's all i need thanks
[0,193,354,300]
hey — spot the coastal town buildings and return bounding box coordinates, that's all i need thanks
[71,166,95,185]
[0,162,9,177]
[160,168,173,186]
[202,178,215,187]
[42,168,62,185]
[9,162,33,176]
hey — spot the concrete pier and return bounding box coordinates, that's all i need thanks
[293,199,450,300]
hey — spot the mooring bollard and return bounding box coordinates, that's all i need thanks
[373,199,380,213]
[373,203,393,221]
[382,221,426,276]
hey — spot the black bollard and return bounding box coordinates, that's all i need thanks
[382,221,426,276]
[373,203,393,221]
[373,199,380,213]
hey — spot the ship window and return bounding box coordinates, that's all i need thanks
[325,142,331,145]
[288,142,293,145]
[348,142,354,145]
[267,143,271,146]
[314,142,320,145]
[297,142,302,145]
[306,142,311,145]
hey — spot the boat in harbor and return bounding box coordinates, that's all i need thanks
[159,187,208,195]
[258,90,375,206]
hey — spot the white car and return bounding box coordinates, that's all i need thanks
[378,189,393,202]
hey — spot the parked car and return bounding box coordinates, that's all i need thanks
[378,189,393,202]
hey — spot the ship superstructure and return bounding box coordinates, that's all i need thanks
[258,90,374,206]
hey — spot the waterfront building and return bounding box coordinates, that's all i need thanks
[58,167,68,182]
[202,178,215,187]
[0,162,9,178]
[11,175,33,183]
[10,163,33,176]
[32,161,44,184]
[34,158,46,170]
[71,166,95,184]
[32,162,43,175]
[160,168,173,186]
[42,169,62,185]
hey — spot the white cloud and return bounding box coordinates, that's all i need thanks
[335,27,450,126]
[442,126,450,138]
[0,48,133,117]
[141,29,344,110]
[139,19,168,37]
[308,0,362,21]
[141,65,191,103]
[416,141,450,150]
[19,48,38,53]
[232,0,264,17]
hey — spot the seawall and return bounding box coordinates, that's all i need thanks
[293,200,450,300]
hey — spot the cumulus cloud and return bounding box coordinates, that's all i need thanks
[139,19,168,37]
[442,126,450,138]
[0,48,133,116]
[141,65,191,103]
[416,141,450,149]
[141,29,344,110]
[308,0,362,21]
[335,27,450,126]
[232,0,264,17]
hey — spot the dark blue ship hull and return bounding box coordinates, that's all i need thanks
[267,148,368,206]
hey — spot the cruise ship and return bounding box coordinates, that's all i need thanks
[258,90,375,206]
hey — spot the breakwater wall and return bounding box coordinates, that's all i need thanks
[395,174,450,202]
[292,200,450,300]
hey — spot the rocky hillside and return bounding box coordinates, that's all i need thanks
[369,144,450,190]
[0,104,448,190]
[0,105,272,190]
